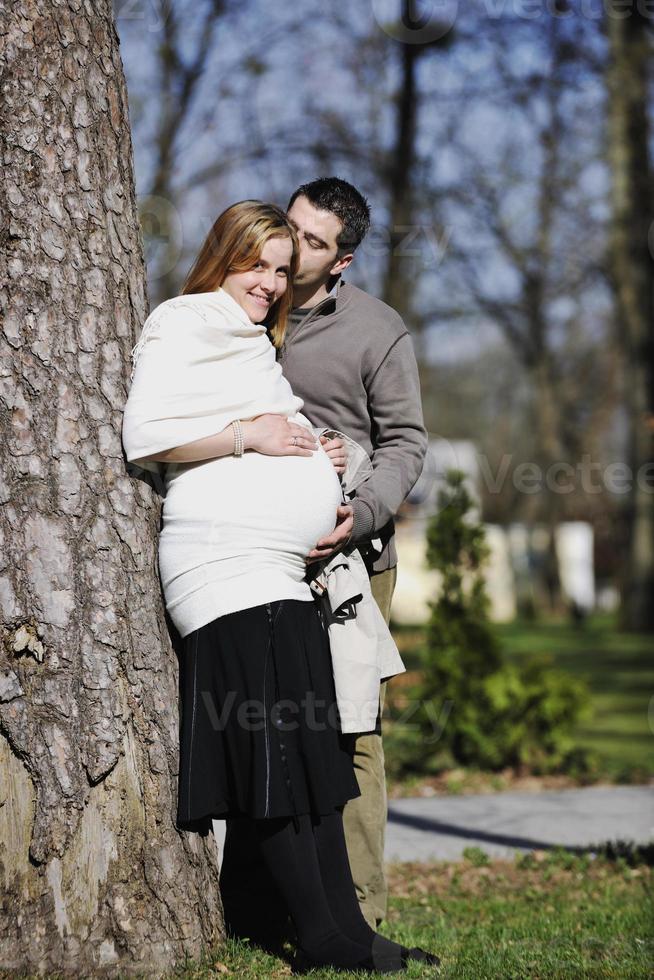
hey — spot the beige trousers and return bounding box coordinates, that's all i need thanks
[341,564,397,927]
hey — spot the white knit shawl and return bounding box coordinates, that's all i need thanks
[121,288,304,469]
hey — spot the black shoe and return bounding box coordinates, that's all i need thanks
[290,948,312,974]
[370,941,441,973]
[403,945,441,967]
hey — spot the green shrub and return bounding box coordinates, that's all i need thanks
[462,846,490,866]
[414,470,591,773]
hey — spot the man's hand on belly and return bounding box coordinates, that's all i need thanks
[320,434,347,475]
[305,504,354,563]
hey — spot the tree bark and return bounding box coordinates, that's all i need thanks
[0,1,223,974]
[605,3,654,631]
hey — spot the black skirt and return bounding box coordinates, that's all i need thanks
[175,597,361,827]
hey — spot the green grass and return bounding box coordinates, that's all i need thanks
[169,853,653,978]
[390,615,654,783]
[495,615,654,780]
[3,856,650,979]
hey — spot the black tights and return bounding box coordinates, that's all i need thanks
[248,808,408,971]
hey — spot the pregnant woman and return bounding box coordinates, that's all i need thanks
[122,201,439,974]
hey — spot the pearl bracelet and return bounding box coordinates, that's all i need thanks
[232,420,244,457]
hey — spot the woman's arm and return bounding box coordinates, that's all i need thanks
[142,426,238,464]
[139,413,320,464]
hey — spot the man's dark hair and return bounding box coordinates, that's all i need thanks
[287,177,371,254]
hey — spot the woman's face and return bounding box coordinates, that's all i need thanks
[221,235,293,323]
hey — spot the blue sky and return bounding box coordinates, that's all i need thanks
[116,0,615,365]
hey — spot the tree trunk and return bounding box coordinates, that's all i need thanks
[531,349,565,613]
[605,3,654,631]
[382,0,450,329]
[0,1,223,974]
[383,4,419,317]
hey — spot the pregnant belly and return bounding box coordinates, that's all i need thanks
[162,447,342,559]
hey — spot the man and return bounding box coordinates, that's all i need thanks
[281,177,427,926]
[219,177,427,941]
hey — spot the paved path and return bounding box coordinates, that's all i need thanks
[385,785,654,861]
[213,785,653,864]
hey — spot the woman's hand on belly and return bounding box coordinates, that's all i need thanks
[305,503,354,564]
[243,414,318,456]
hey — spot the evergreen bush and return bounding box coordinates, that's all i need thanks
[415,469,590,772]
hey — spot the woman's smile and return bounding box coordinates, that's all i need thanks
[249,291,272,309]
[222,235,293,323]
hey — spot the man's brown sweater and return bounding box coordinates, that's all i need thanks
[278,278,427,573]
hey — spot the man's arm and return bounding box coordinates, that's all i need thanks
[351,332,428,541]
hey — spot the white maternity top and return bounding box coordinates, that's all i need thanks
[121,288,342,638]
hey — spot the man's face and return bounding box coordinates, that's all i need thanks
[286,195,353,292]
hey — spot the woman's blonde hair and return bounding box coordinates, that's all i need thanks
[181,200,299,349]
